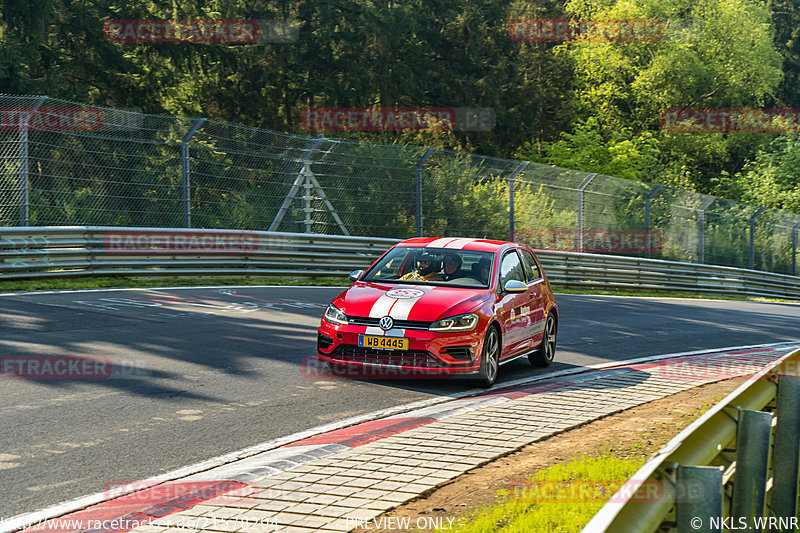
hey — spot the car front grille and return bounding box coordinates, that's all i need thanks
[330,345,443,368]
[347,316,432,330]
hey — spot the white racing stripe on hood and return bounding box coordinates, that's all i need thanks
[426,238,456,248]
[442,238,474,249]
[365,285,434,337]
[387,295,422,320]
[368,293,396,319]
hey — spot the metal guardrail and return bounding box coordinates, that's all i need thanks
[1,227,799,300]
[0,226,397,280]
[583,348,800,533]
[539,250,800,300]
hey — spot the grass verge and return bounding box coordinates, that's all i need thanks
[439,452,645,533]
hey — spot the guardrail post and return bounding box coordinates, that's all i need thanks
[791,219,800,276]
[645,184,664,258]
[749,207,767,270]
[676,465,723,533]
[731,408,772,530]
[181,118,207,228]
[415,148,435,238]
[507,161,529,240]
[698,197,716,264]
[19,96,47,226]
[770,376,800,519]
[577,173,596,252]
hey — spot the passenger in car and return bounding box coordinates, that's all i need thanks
[475,257,491,283]
[400,253,443,281]
[441,253,467,281]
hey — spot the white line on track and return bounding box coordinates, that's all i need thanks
[3,340,799,533]
[0,285,343,297]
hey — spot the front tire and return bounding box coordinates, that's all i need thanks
[475,326,500,388]
[529,312,556,367]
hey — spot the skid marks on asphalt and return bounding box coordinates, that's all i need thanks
[175,409,204,421]
[0,453,22,470]
[0,391,123,416]
[67,290,326,320]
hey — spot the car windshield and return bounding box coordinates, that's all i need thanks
[362,246,494,288]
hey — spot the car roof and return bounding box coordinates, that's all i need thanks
[395,237,515,253]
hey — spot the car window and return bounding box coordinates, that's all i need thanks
[498,251,525,289]
[519,249,542,282]
[363,246,494,288]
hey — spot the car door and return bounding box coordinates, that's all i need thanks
[496,250,532,358]
[519,248,547,346]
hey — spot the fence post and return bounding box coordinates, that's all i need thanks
[771,377,800,519]
[698,197,716,264]
[645,184,664,258]
[792,219,800,276]
[749,206,767,270]
[675,465,723,533]
[507,161,529,241]
[415,148,435,238]
[181,118,207,228]
[19,96,47,226]
[577,173,596,252]
[731,408,772,529]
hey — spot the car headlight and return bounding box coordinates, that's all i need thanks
[429,313,479,332]
[323,304,348,325]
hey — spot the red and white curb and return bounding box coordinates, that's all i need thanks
[4,342,799,533]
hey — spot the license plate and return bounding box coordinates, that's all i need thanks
[358,335,409,350]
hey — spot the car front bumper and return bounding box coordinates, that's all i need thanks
[317,320,484,378]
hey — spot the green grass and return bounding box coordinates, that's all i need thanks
[440,452,645,533]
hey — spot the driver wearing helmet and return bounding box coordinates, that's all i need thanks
[400,252,443,281]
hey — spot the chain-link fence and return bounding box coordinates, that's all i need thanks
[2,94,800,275]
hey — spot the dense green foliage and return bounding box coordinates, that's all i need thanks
[1,0,798,211]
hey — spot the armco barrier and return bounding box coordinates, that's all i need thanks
[1,227,799,300]
[583,348,800,533]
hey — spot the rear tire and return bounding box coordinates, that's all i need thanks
[529,312,556,367]
[475,326,500,388]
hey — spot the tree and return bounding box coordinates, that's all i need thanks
[541,0,785,193]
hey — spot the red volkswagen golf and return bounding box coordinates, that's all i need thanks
[317,237,558,387]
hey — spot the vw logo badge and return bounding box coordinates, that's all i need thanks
[379,316,394,331]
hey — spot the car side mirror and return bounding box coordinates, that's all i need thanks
[348,269,364,282]
[503,280,527,293]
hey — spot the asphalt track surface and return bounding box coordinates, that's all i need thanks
[1,286,799,520]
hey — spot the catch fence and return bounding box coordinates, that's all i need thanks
[1,94,799,275]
